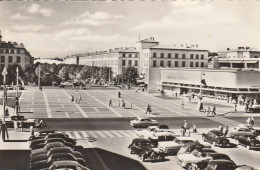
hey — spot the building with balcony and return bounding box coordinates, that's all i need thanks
[0,31,34,71]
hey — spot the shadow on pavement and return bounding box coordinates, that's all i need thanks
[0,150,30,170]
[81,148,147,170]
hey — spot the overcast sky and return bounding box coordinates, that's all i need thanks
[0,1,260,58]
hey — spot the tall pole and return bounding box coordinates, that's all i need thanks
[16,67,19,116]
[38,66,41,90]
[197,71,203,111]
[108,68,111,87]
[1,67,9,141]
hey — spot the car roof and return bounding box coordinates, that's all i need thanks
[132,138,151,143]
[208,153,231,159]
[210,130,223,135]
[239,134,256,137]
[39,130,56,134]
[176,137,195,141]
[52,160,82,166]
[50,146,72,151]
[209,159,236,165]
[182,142,202,147]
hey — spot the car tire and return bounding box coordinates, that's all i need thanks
[246,145,251,150]
[141,154,146,162]
[167,149,175,156]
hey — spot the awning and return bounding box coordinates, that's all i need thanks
[218,60,258,64]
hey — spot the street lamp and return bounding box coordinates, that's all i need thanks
[1,67,9,141]
[16,67,19,116]
[197,71,204,111]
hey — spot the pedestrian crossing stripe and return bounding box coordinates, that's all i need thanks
[63,130,138,139]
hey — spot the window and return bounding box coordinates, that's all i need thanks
[201,55,204,59]
[153,53,157,58]
[168,53,171,58]
[190,54,194,59]
[122,60,125,66]
[17,49,20,54]
[195,62,199,67]
[135,60,138,66]
[201,62,204,67]
[196,54,199,59]
[182,61,185,67]
[11,50,14,53]
[175,54,178,59]
[160,53,164,58]
[190,62,193,67]
[6,49,9,53]
[175,61,178,67]
[0,64,4,71]
[135,54,138,58]
[182,54,186,59]
[129,54,132,58]
[1,56,4,63]
[153,60,157,67]
[17,56,21,63]
[160,61,164,67]
[122,54,125,57]
[167,61,171,67]
[8,56,12,63]
[0,49,3,53]
[128,60,132,66]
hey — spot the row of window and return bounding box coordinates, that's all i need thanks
[152,60,205,67]
[122,60,138,66]
[152,53,205,59]
[1,56,21,63]
[122,53,138,58]
[0,49,22,54]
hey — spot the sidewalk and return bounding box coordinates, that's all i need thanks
[0,129,30,150]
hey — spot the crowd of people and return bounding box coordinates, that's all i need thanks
[180,120,197,137]
[70,93,82,104]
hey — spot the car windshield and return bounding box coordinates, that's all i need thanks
[216,163,236,170]
[140,142,150,147]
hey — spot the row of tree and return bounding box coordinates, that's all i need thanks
[0,63,139,86]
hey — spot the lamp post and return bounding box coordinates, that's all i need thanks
[197,71,203,111]
[16,67,19,116]
[1,68,9,141]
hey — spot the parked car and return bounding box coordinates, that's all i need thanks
[130,117,159,128]
[48,160,89,170]
[235,134,260,149]
[128,138,152,155]
[136,126,158,138]
[204,160,237,170]
[245,104,260,113]
[158,137,196,156]
[236,165,259,170]
[178,142,210,155]
[138,147,165,162]
[29,130,56,141]
[148,129,178,147]
[31,142,64,156]
[202,130,230,147]
[229,127,256,138]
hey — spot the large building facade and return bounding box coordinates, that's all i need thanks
[0,31,34,71]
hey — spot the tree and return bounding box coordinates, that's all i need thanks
[58,66,69,81]
[6,64,24,85]
[123,66,138,84]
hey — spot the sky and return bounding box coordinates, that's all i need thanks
[0,1,260,58]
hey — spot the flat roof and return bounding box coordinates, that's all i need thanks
[160,67,260,73]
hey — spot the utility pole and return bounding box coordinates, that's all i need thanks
[1,68,9,141]
[108,68,111,87]
[197,71,203,111]
[38,66,41,90]
[16,67,19,116]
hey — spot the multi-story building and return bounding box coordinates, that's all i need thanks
[0,31,34,71]
[210,47,260,71]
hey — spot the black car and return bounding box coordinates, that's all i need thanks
[207,153,233,161]
[178,142,205,155]
[202,130,230,147]
[128,138,152,155]
[157,125,169,129]
[31,142,65,156]
[235,134,260,150]
[204,160,237,170]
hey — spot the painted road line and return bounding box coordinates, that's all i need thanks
[125,130,137,137]
[95,131,107,138]
[110,131,123,138]
[87,131,99,138]
[73,131,83,139]
[61,90,88,118]
[65,112,70,118]
[94,107,99,112]
[102,131,114,138]
[83,91,123,117]
[43,91,52,118]
[117,131,131,138]
[81,131,91,138]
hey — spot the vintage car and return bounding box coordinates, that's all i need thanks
[137,147,165,162]
[30,153,86,170]
[130,117,159,128]
[128,138,152,155]
[229,125,260,138]
[235,134,260,149]
[177,149,213,169]
[204,160,237,170]
[202,130,230,147]
[148,129,178,147]
[178,142,211,155]
[136,126,158,138]
[236,165,259,170]
[29,130,56,141]
[30,147,74,163]
[48,160,89,170]
[245,104,260,113]
[31,142,65,156]
[31,138,75,150]
[158,137,196,155]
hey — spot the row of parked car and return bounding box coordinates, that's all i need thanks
[29,130,90,170]
[129,117,258,170]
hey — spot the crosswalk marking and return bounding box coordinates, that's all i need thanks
[87,131,99,138]
[124,130,137,137]
[117,131,131,137]
[95,131,107,138]
[109,131,124,138]
[102,131,114,138]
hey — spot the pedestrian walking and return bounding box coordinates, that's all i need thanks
[183,120,188,130]
[181,101,185,109]
[185,127,191,137]
[204,109,207,117]
[219,124,224,133]
[145,104,151,114]
[5,108,9,117]
[78,95,82,103]
[109,99,112,107]
[246,117,251,126]
[14,121,18,131]
[75,97,78,104]
[250,116,255,127]
[212,105,216,116]
[175,92,178,98]
[199,103,204,112]
[189,95,191,102]
[30,126,34,136]
[224,125,229,137]
[193,123,197,133]
[122,100,126,109]
[234,103,237,112]
[118,91,121,98]
[71,95,74,103]
[118,100,121,108]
